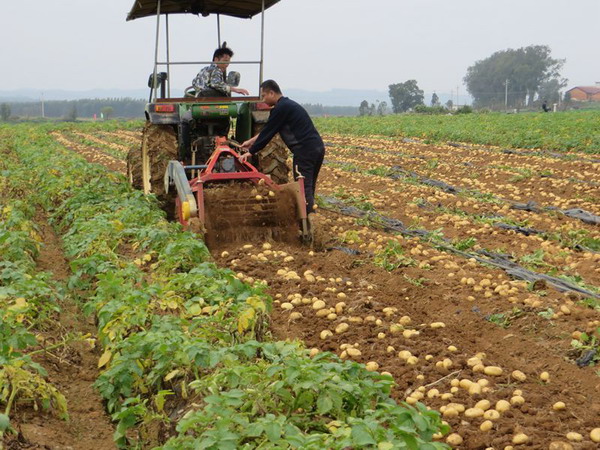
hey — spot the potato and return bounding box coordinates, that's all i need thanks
[365,361,379,372]
[442,407,459,418]
[512,433,529,444]
[552,401,566,411]
[406,356,419,365]
[496,400,511,412]
[426,389,439,398]
[565,432,583,442]
[548,442,573,450]
[335,323,349,334]
[473,363,485,373]
[430,322,446,328]
[459,379,473,389]
[483,409,500,420]
[591,428,600,443]
[346,348,361,357]
[540,371,550,382]
[469,383,482,395]
[402,329,419,338]
[480,420,493,431]
[484,366,503,376]
[511,370,527,382]
[464,407,484,418]
[399,315,412,325]
[389,324,403,334]
[398,350,412,360]
[448,403,465,412]
[320,330,332,339]
[312,300,326,310]
[289,312,302,320]
[510,395,525,406]
[446,434,463,445]
[475,399,491,411]
[309,348,319,357]
[281,302,294,310]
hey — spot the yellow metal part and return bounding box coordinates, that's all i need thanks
[182,201,191,221]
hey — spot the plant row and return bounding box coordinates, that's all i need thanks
[0,140,67,442]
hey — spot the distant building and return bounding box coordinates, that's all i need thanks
[566,84,600,102]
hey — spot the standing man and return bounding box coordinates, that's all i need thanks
[240,80,325,215]
[192,44,249,97]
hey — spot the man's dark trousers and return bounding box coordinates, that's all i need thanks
[293,149,325,214]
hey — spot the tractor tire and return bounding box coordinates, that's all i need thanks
[127,122,178,198]
[252,118,290,185]
[126,141,143,190]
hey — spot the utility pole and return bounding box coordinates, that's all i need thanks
[456,85,460,107]
[41,92,45,118]
[504,79,509,111]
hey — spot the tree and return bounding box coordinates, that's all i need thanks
[445,99,454,110]
[431,93,440,107]
[377,101,388,116]
[0,103,10,121]
[358,100,369,116]
[101,106,114,120]
[65,103,77,121]
[388,80,424,113]
[537,78,566,105]
[464,45,565,108]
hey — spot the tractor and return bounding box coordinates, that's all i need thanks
[125,0,311,246]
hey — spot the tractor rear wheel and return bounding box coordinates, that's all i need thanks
[252,114,290,184]
[127,122,178,199]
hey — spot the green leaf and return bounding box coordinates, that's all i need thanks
[264,420,281,442]
[0,413,10,432]
[317,393,333,415]
[351,423,376,446]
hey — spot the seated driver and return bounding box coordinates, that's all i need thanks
[192,44,249,97]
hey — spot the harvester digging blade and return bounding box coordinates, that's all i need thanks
[202,183,300,249]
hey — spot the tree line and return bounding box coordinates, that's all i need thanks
[0,98,358,121]
[0,98,146,120]
[360,44,569,115]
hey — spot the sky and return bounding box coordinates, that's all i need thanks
[1,0,599,100]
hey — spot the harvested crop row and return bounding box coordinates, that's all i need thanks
[317,165,600,293]
[325,135,600,215]
[215,210,600,448]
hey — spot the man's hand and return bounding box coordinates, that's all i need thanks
[232,87,249,95]
[238,152,252,163]
[241,135,258,150]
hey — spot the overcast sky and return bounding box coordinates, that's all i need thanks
[2,0,599,98]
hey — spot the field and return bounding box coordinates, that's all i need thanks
[315,110,600,154]
[1,116,599,449]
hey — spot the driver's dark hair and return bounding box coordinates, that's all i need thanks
[260,79,282,94]
[213,46,233,60]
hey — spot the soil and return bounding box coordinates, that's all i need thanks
[51,132,126,175]
[203,182,299,249]
[53,128,600,448]
[5,216,115,450]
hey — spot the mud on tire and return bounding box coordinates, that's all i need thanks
[126,122,178,198]
[252,116,290,185]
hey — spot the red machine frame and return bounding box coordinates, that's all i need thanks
[175,137,308,230]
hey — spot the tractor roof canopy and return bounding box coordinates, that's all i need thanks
[127,0,281,20]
